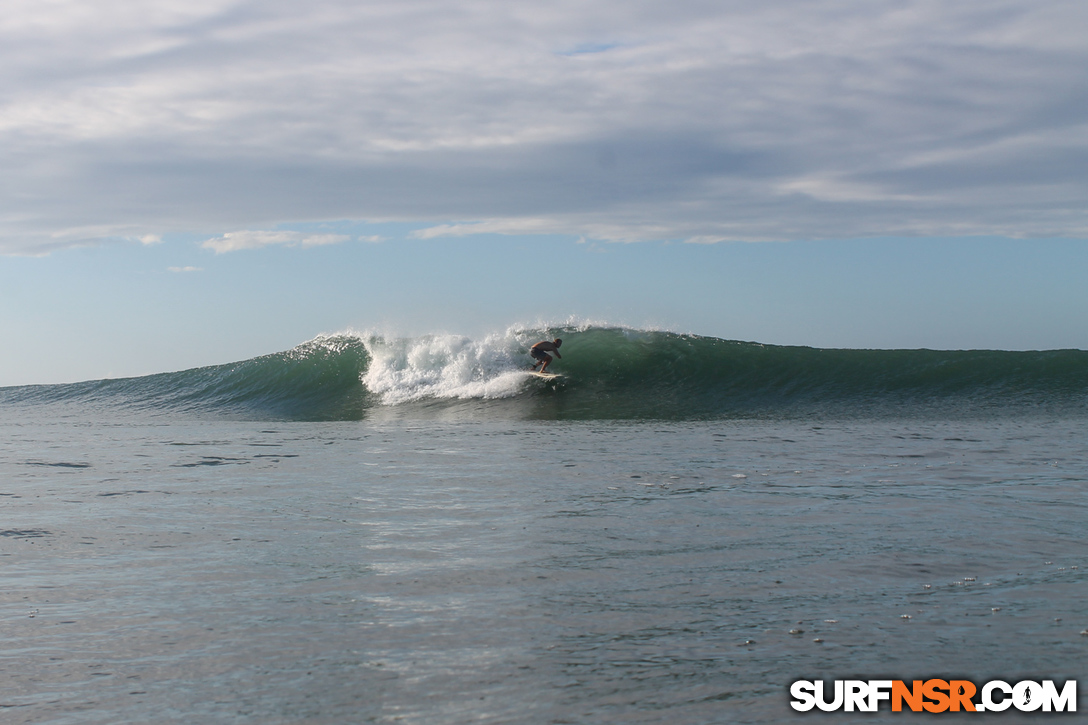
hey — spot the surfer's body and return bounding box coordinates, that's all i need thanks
[530,339,562,373]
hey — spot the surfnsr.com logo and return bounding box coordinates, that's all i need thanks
[789,679,1077,713]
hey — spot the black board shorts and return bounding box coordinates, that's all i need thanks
[531,348,550,360]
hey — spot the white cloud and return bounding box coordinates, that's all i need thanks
[412,219,561,239]
[167,266,202,272]
[1,0,1087,253]
[201,230,351,253]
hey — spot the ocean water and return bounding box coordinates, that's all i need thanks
[1,326,1086,723]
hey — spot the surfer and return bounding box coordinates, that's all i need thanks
[530,339,562,373]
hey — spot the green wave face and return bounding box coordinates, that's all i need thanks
[3,327,1087,421]
[3,335,373,421]
[526,328,1088,419]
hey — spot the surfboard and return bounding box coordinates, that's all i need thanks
[528,371,562,380]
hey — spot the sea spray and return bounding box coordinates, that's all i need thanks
[361,331,529,405]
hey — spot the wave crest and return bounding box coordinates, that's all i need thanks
[3,325,1086,420]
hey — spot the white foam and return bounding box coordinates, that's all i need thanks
[311,318,652,406]
[360,330,531,405]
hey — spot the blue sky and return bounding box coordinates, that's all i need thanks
[2,1,1086,385]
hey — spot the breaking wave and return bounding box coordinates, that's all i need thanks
[2,326,1086,420]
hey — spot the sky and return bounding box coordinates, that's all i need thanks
[1,0,1086,385]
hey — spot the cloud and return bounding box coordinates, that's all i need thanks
[1,0,1087,254]
[201,230,351,253]
[167,266,202,272]
[412,219,562,239]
